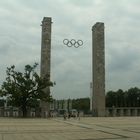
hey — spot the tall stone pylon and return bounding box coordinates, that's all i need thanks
[92,22,105,117]
[40,17,52,117]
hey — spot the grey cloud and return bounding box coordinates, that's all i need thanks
[0,0,140,99]
[108,45,139,72]
[67,0,93,7]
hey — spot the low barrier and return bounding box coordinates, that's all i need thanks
[106,107,140,117]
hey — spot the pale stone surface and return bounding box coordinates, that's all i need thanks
[92,22,105,117]
[40,17,52,116]
[0,117,140,139]
[41,17,52,77]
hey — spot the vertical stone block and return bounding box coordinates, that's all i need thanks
[41,17,52,77]
[126,109,131,116]
[92,22,105,117]
[40,17,52,117]
[119,109,124,116]
[112,109,116,117]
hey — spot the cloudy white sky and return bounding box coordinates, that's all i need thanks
[0,0,140,99]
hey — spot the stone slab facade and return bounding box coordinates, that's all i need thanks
[92,22,105,117]
[40,17,52,117]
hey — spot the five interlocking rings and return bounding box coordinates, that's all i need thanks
[63,39,83,48]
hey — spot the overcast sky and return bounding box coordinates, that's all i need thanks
[0,0,140,99]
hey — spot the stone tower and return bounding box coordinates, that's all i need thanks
[40,17,52,117]
[92,22,105,117]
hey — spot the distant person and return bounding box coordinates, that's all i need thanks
[68,112,71,119]
[77,111,80,120]
[63,112,67,120]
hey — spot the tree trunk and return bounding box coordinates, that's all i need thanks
[22,106,27,117]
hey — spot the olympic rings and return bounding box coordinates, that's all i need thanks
[63,39,83,48]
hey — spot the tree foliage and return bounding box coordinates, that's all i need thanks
[0,63,53,117]
[0,99,5,107]
[72,98,90,113]
[106,87,140,107]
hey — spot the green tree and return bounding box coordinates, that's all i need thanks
[106,91,116,107]
[0,99,5,107]
[106,87,140,107]
[72,98,90,113]
[0,63,53,117]
[116,89,124,107]
[127,87,140,107]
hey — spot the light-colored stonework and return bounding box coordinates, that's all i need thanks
[40,17,52,117]
[0,117,140,139]
[92,22,105,116]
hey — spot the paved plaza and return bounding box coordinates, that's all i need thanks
[0,117,140,140]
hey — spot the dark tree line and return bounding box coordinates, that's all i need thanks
[72,87,140,112]
[106,87,140,107]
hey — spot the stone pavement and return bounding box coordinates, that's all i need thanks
[0,117,140,140]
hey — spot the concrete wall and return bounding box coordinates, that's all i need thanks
[106,107,140,117]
